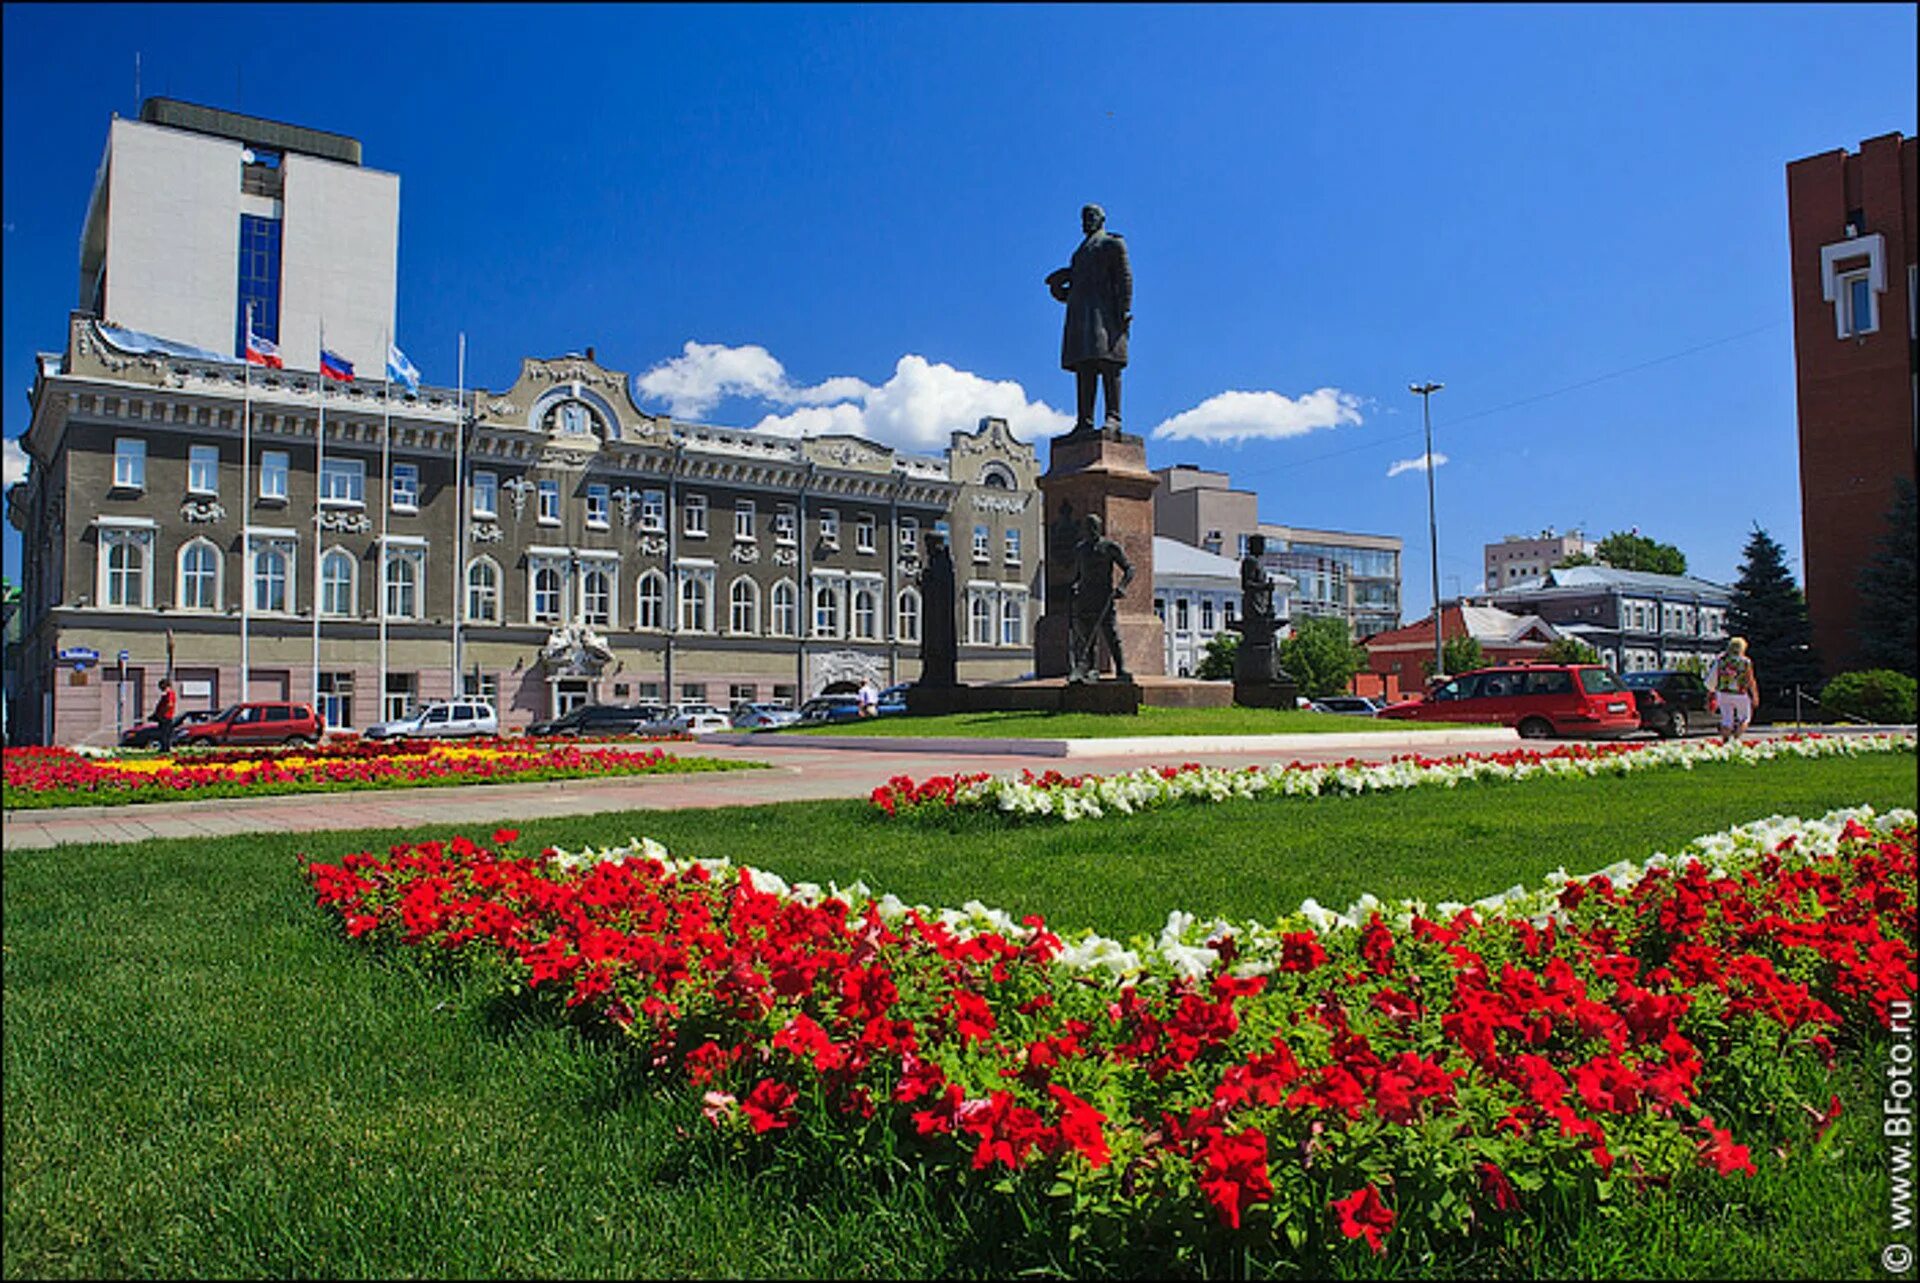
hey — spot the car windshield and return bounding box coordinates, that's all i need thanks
[1577,667,1627,694]
[1619,673,1660,689]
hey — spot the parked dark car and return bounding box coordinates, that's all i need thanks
[175,702,324,747]
[1309,695,1383,716]
[119,708,220,748]
[876,683,911,715]
[526,703,667,738]
[1377,664,1640,739]
[1619,670,1714,738]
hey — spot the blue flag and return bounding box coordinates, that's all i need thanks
[386,342,420,394]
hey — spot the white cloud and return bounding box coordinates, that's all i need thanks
[1386,451,1449,478]
[1149,387,1363,444]
[637,343,1072,453]
[3,436,28,489]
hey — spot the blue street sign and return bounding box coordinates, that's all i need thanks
[57,646,100,664]
[118,649,130,664]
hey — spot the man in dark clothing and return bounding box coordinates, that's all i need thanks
[1045,203,1133,435]
[152,677,177,751]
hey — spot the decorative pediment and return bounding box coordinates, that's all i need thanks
[804,435,896,474]
[948,416,1038,485]
[471,352,667,440]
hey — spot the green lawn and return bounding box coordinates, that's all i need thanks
[785,704,1475,739]
[4,753,1913,1278]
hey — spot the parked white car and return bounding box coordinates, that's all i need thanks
[364,700,499,741]
[668,705,732,735]
[731,702,800,730]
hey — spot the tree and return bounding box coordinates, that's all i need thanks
[1538,636,1600,664]
[1553,552,1597,569]
[1196,631,1238,681]
[1594,531,1688,576]
[1855,478,1916,676]
[1727,524,1822,709]
[1423,634,1486,677]
[1278,615,1366,699]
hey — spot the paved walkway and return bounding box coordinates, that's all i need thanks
[3,726,1894,851]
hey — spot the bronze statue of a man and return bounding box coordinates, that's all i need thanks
[1068,513,1135,683]
[1046,203,1133,435]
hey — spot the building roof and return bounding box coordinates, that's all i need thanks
[1367,602,1559,650]
[1152,536,1244,587]
[1495,564,1730,597]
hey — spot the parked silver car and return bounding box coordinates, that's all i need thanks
[1309,695,1384,716]
[363,700,499,740]
[731,702,800,730]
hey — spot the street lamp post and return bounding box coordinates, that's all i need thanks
[1410,381,1445,682]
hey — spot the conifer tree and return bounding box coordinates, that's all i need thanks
[1726,524,1822,708]
[1855,478,1916,676]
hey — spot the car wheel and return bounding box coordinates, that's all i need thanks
[1656,711,1680,739]
[1518,716,1554,740]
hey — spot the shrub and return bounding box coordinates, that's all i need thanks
[1196,631,1238,681]
[1820,670,1917,724]
[1539,637,1600,665]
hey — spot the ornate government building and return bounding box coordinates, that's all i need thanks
[5,100,1042,745]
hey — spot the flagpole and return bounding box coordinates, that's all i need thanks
[452,332,466,699]
[379,327,391,727]
[311,321,326,719]
[241,305,253,706]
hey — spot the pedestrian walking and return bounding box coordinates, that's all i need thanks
[151,677,178,752]
[1705,636,1760,743]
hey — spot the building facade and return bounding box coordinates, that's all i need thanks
[1483,529,1596,590]
[6,320,1042,745]
[1485,566,1731,674]
[1150,535,1294,678]
[1364,602,1561,692]
[1785,132,1917,674]
[1150,465,1402,640]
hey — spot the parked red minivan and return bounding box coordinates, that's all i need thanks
[175,701,324,748]
[1376,664,1641,739]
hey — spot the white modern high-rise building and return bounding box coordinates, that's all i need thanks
[77,98,398,377]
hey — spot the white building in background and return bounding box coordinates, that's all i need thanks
[1152,536,1293,677]
[1483,528,1597,590]
[78,98,398,377]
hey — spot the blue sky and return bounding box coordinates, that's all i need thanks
[4,3,1914,617]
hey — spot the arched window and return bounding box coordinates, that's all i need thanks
[896,587,920,643]
[771,579,798,637]
[680,571,712,633]
[385,550,419,619]
[969,594,993,645]
[253,546,288,613]
[729,577,760,635]
[321,547,356,617]
[466,557,500,623]
[581,568,611,626]
[852,586,878,640]
[979,462,1015,489]
[636,571,667,631]
[1000,596,1024,646]
[177,539,221,611]
[532,566,562,623]
[814,583,840,637]
[105,537,146,608]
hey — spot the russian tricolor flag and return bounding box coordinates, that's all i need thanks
[320,348,355,383]
[245,320,283,369]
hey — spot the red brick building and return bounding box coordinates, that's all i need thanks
[1363,603,1559,694]
[1785,132,1917,675]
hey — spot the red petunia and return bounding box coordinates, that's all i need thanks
[1697,1115,1757,1177]
[1197,1127,1273,1229]
[740,1078,798,1134]
[1329,1183,1396,1254]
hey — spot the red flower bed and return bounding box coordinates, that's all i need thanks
[3,738,730,809]
[305,815,1916,1257]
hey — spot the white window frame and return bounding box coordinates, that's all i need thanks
[390,463,420,513]
[968,592,993,645]
[771,578,799,637]
[98,525,154,608]
[677,565,715,633]
[465,555,502,624]
[684,493,709,538]
[852,585,879,640]
[898,517,919,556]
[321,545,358,618]
[187,443,220,496]
[113,437,146,491]
[972,524,990,562]
[260,450,290,502]
[383,545,425,620]
[734,499,757,542]
[818,508,839,548]
[249,535,297,615]
[176,537,222,612]
[536,479,561,526]
[729,575,761,634]
[1000,594,1024,647]
[896,587,921,643]
[585,483,611,530]
[855,513,876,553]
[472,470,498,519]
[774,504,797,546]
[320,456,366,508]
[1004,527,1022,565]
[812,574,844,638]
[640,489,667,533]
[1838,268,1877,338]
[579,561,615,627]
[529,560,564,624]
[636,570,668,631]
